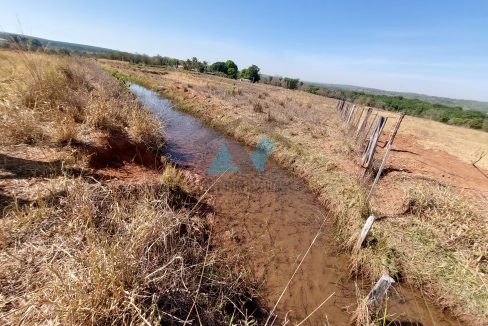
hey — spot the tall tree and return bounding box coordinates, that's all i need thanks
[224,60,238,78]
[240,65,261,83]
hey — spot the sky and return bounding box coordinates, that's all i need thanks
[1,1,488,101]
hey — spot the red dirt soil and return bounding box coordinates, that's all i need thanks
[372,131,488,215]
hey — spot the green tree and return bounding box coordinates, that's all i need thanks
[225,60,238,78]
[227,67,237,78]
[210,61,227,73]
[308,85,320,94]
[284,77,300,90]
[29,38,42,48]
[240,65,261,83]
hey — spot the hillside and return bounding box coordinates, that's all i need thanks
[0,31,113,54]
[315,82,488,113]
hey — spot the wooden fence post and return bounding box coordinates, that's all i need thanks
[351,106,365,132]
[355,107,372,141]
[367,273,396,310]
[354,215,375,252]
[361,116,387,168]
[346,105,357,127]
[359,113,378,149]
[386,112,405,146]
[366,113,405,201]
[342,102,351,120]
[366,142,392,201]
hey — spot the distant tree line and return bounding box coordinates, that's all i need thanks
[302,83,488,131]
[181,57,261,82]
[1,35,263,83]
[106,51,180,67]
[260,74,487,131]
[261,75,303,90]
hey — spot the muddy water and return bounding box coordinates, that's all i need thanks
[131,84,460,325]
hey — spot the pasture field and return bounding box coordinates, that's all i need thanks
[102,59,488,325]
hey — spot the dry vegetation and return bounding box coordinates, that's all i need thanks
[102,60,488,325]
[0,51,161,148]
[0,180,256,324]
[0,51,259,325]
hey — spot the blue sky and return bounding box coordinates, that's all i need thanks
[2,1,488,101]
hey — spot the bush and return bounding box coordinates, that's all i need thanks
[253,102,264,113]
[308,85,320,94]
[240,65,261,83]
[284,77,300,90]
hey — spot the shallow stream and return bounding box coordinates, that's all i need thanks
[131,84,460,325]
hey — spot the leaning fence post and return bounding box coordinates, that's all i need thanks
[361,116,387,168]
[367,273,395,311]
[342,102,351,120]
[351,106,365,132]
[346,105,356,125]
[367,143,392,201]
[355,107,372,141]
[366,113,405,201]
[354,215,376,252]
[364,113,378,139]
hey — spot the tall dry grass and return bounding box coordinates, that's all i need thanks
[0,179,257,325]
[0,50,162,149]
[405,182,487,255]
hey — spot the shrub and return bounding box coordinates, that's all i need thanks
[308,85,320,94]
[253,102,264,113]
[284,77,300,90]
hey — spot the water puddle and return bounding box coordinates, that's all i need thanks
[131,84,461,325]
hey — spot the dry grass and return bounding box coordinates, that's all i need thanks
[102,61,488,324]
[253,102,264,113]
[0,178,257,325]
[405,182,487,255]
[402,183,487,311]
[0,50,162,150]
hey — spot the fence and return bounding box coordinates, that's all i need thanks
[335,100,405,200]
[336,100,405,314]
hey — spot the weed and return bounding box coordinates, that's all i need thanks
[266,111,276,122]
